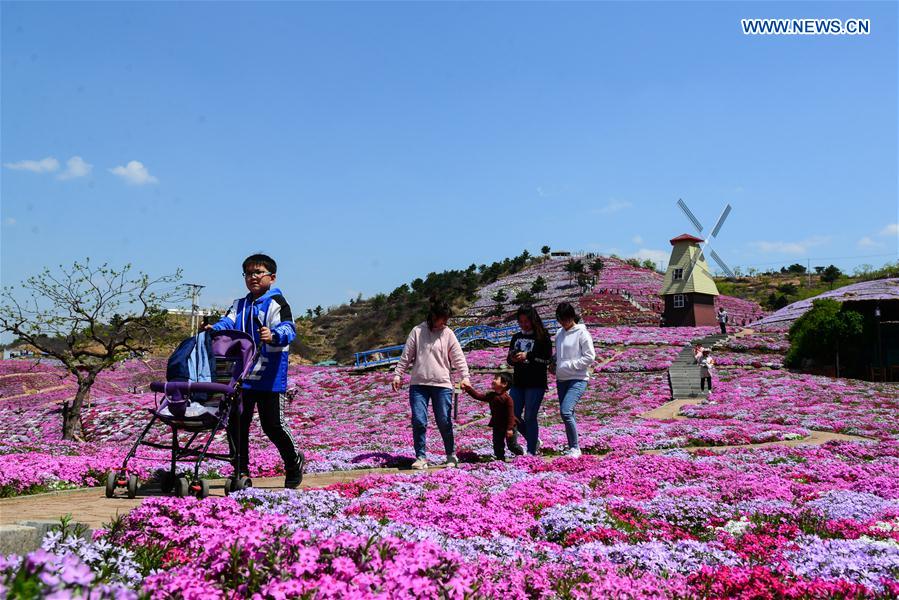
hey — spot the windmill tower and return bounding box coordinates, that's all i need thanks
[660,199,736,327]
[660,234,720,326]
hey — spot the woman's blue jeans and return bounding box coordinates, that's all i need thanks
[556,379,588,450]
[510,386,545,454]
[409,385,454,459]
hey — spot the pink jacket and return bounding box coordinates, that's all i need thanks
[394,322,470,389]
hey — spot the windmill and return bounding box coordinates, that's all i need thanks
[658,199,735,327]
[676,199,735,279]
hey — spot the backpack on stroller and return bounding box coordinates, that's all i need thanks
[105,329,256,499]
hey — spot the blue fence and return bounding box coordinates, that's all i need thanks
[354,320,560,369]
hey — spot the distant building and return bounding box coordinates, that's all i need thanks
[550,251,572,260]
[659,234,720,327]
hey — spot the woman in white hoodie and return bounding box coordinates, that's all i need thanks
[551,302,596,458]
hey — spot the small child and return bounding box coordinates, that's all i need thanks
[699,349,715,392]
[461,373,524,461]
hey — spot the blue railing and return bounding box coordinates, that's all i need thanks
[354,320,560,369]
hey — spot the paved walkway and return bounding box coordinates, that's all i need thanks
[0,469,407,529]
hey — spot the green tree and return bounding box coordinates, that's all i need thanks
[514,289,536,305]
[530,276,548,296]
[0,261,184,440]
[541,245,551,256]
[820,265,842,289]
[777,283,798,296]
[314,305,323,317]
[565,259,584,284]
[785,298,864,376]
[492,289,508,303]
[590,258,604,275]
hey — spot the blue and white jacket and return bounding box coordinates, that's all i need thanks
[212,287,296,392]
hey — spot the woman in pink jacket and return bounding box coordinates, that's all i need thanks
[392,300,471,469]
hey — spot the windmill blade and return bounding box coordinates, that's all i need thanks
[682,241,706,282]
[709,204,732,239]
[676,198,704,234]
[709,248,736,278]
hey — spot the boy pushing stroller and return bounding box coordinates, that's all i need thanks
[204,253,305,488]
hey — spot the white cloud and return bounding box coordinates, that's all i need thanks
[109,160,158,185]
[594,200,632,215]
[748,236,830,255]
[57,156,93,180]
[630,248,669,265]
[880,223,898,237]
[632,235,644,245]
[857,236,881,249]
[3,217,16,226]
[3,157,59,173]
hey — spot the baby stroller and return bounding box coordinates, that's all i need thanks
[106,329,256,499]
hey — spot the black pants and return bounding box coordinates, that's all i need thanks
[701,376,713,391]
[719,323,727,334]
[492,427,524,460]
[229,390,299,474]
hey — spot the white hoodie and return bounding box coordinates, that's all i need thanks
[554,323,596,381]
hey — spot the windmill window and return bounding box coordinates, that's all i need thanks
[673,294,685,308]
[673,268,684,280]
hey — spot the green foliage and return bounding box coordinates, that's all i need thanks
[514,289,536,305]
[785,298,864,370]
[530,276,548,296]
[590,258,604,274]
[541,245,551,255]
[492,289,509,303]
[820,265,843,289]
[781,263,807,274]
[777,283,798,296]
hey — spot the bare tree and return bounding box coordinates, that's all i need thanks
[0,260,185,440]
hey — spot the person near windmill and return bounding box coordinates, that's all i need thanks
[717,307,729,335]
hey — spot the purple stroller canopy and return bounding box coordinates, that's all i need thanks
[211,329,257,384]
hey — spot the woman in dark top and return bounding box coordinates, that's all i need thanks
[507,305,552,455]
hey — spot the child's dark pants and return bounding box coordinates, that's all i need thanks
[701,376,713,391]
[229,390,299,474]
[492,427,524,460]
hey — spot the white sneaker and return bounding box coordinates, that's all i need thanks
[444,454,459,468]
[411,458,428,470]
[562,448,582,458]
[535,439,542,453]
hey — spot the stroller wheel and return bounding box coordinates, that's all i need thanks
[235,476,252,491]
[174,477,190,498]
[158,471,175,494]
[193,479,209,499]
[126,475,139,499]
[105,471,117,498]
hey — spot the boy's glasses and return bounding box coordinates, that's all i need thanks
[243,271,272,279]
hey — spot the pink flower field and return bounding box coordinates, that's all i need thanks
[3,326,899,598]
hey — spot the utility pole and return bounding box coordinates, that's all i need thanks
[807,259,811,287]
[183,283,205,333]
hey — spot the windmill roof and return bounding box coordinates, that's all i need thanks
[670,234,704,245]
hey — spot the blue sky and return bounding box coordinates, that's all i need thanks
[2,1,897,316]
